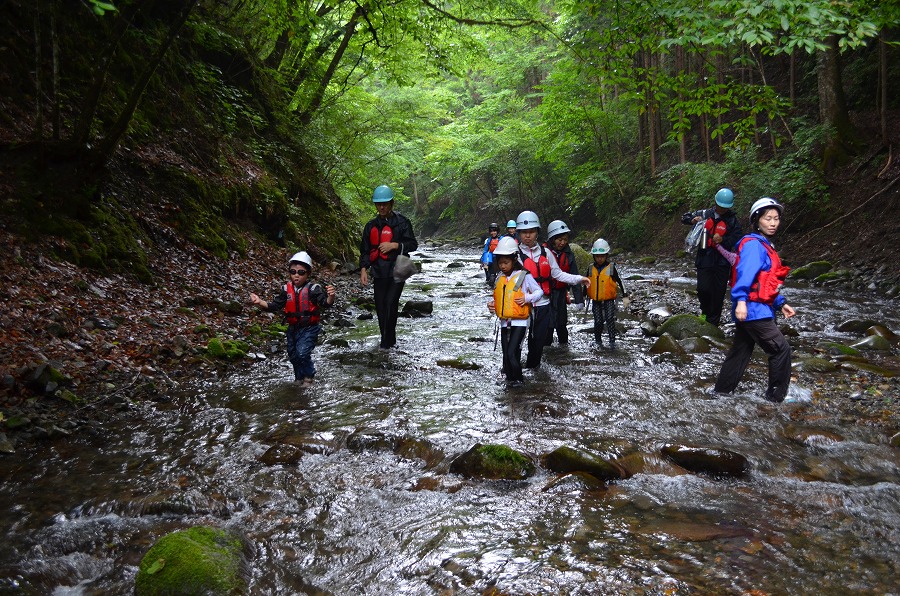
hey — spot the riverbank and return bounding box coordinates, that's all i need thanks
[0,224,898,454]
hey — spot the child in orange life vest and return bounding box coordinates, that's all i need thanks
[487,237,543,387]
[249,251,335,386]
[585,238,627,350]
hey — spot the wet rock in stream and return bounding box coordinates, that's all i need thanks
[541,445,628,481]
[449,443,535,480]
[660,444,750,478]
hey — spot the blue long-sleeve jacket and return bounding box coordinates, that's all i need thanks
[481,237,494,265]
[731,233,786,321]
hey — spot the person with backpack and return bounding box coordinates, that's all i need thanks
[515,211,591,368]
[480,222,501,286]
[359,185,419,350]
[681,188,743,325]
[487,237,544,387]
[714,198,795,403]
[584,238,627,350]
[249,251,335,385]
[543,220,583,346]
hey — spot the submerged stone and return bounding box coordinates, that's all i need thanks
[678,336,710,354]
[656,314,725,340]
[660,444,749,478]
[850,335,892,351]
[259,443,304,466]
[796,357,838,373]
[436,358,480,370]
[838,361,898,378]
[135,526,246,596]
[817,341,861,357]
[543,471,607,494]
[836,318,880,333]
[541,445,626,481]
[866,325,898,343]
[449,443,535,480]
[649,333,687,356]
[401,300,433,317]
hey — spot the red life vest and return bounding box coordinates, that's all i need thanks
[521,246,552,295]
[547,246,572,290]
[731,236,791,304]
[369,224,393,262]
[488,237,499,252]
[284,282,320,325]
[703,219,728,248]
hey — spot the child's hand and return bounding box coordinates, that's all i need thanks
[249,293,262,306]
[621,296,630,309]
[580,276,591,288]
[487,299,496,314]
[325,285,336,298]
[514,296,526,306]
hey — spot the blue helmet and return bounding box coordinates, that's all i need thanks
[372,185,395,203]
[715,188,734,208]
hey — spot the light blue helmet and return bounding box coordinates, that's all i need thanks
[715,188,734,208]
[506,219,517,228]
[372,185,395,203]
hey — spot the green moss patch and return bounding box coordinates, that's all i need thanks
[135,526,246,596]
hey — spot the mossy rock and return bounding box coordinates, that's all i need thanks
[135,526,246,595]
[436,358,480,371]
[449,443,535,480]
[817,341,860,357]
[656,314,725,340]
[850,335,892,352]
[637,256,657,265]
[789,261,832,280]
[206,337,249,359]
[797,357,838,373]
[836,319,880,333]
[866,325,898,343]
[814,269,851,284]
[570,243,593,275]
[541,445,626,482]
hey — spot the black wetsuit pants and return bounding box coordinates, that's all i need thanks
[546,289,569,345]
[525,303,552,368]
[714,317,791,402]
[373,277,405,349]
[500,325,527,382]
[697,265,731,326]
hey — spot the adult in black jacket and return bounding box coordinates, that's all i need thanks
[681,188,742,326]
[360,185,419,350]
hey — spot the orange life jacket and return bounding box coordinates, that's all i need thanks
[369,224,393,262]
[284,282,320,325]
[731,236,791,304]
[586,263,617,301]
[488,237,499,252]
[493,271,530,320]
[521,246,552,295]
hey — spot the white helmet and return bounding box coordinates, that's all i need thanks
[516,210,541,231]
[546,220,570,240]
[590,238,610,255]
[749,197,783,222]
[289,251,313,269]
[492,236,520,256]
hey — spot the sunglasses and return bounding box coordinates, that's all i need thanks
[289,268,310,276]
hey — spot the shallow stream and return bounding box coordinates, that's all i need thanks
[1,246,898,594]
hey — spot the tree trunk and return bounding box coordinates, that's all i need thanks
[96,0,199,162]
[34,1,43,143]
[51,8,60,140]
[880,31,888,146]
[817,34,858,166]
[298,6,362,126]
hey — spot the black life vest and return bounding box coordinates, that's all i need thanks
[284,282,320,325]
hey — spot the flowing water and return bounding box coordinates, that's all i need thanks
[1,246,898,595]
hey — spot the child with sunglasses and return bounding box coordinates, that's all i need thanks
[249,251,335,385]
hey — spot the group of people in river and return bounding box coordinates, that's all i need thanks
[250,184,795,403]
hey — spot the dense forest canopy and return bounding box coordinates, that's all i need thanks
[2,0,898,265]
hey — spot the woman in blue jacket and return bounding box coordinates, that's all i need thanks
[714,198,796,402]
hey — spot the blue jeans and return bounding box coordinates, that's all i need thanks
[286,323,321,380]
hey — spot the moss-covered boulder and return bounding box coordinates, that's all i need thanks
[570,243,592,276]
[789,261,832,280]
[541,445,627,482]
[135,526,246,596]
[449,443,535,480]
[796,357,838,373]
[660,444,749,478]
[813,269,851,284]
[656,314,725,340]
[865,325,898,343]
[817,341,861,356]
[206,337,249,359]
